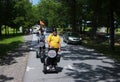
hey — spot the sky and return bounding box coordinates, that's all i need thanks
[31,0,39,5]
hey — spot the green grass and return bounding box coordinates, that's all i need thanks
[0,33,24,58]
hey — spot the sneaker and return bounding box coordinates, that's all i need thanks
[52,67,55,70]
[47,66,49,70]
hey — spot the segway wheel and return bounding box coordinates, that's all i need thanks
[43,64,47,74]
[36,51,39,58]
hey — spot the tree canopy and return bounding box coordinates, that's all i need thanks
[0,0,35,35]
[1,0,120,50]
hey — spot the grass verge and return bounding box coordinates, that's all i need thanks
[0,33,24,58]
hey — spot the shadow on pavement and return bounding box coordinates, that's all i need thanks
[0,74,14,82]
[0,39,37,66]
[61,44,120,82]
[42,67,63,74]
[57,67,63,73]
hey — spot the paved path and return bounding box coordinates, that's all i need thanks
[23,34,120,82]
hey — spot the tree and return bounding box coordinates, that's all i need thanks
[0,0,35,35]
[0,0,14,35]
[13,0,34,29]
[37,0,63,27]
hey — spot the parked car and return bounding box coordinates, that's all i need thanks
[33,25,40,34]
[63,32,82,44]
[44,27,53,36]
[45,28,53,33]
[33,28,38,34]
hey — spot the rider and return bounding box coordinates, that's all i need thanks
[46,28,61,52]
[38,26,44,42]
[46,28,61,70]
[38,29,45,52]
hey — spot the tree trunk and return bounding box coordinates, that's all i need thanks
[71,0,77,32]
[7,27,9,35]
[91,0,100,37]
[13,28,15,34]
[83,20,86,33]
[79,25,82,34]
[15,28,17,34]
[109,0,115,51]
[0,25,2,36]
[106,27,109,34]
[5,25,7,35]
[91,14,98,36]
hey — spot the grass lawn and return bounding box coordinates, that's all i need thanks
[0,33,24,58]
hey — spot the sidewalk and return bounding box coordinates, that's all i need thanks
[0,34,32,82]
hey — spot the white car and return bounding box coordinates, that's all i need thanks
[63,32,82,44]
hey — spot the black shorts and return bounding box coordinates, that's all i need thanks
[39,45,45,49]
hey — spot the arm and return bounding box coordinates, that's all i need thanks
[46,34,51,48]
[58,37,61,52]
[47,40,51,48]
[58,42,61,52]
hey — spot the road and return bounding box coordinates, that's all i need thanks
[23,34,120,82]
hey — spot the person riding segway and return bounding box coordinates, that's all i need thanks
[43,28,61,73]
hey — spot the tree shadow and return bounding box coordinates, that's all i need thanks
[61,44,120,82]
[0,33,24,41]
[61,45,105,61]
[65,62,120,82]
[57,66,63,73]
[0,74,14,82]
[0,40,34,66]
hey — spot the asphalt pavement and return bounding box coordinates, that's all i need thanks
[23,34,120,82]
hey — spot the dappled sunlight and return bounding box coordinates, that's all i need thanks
[61,45,102,61]
[65,62,120,82]
[78,47,95,52]
[60,43,120,82]
[0,39,33,65]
